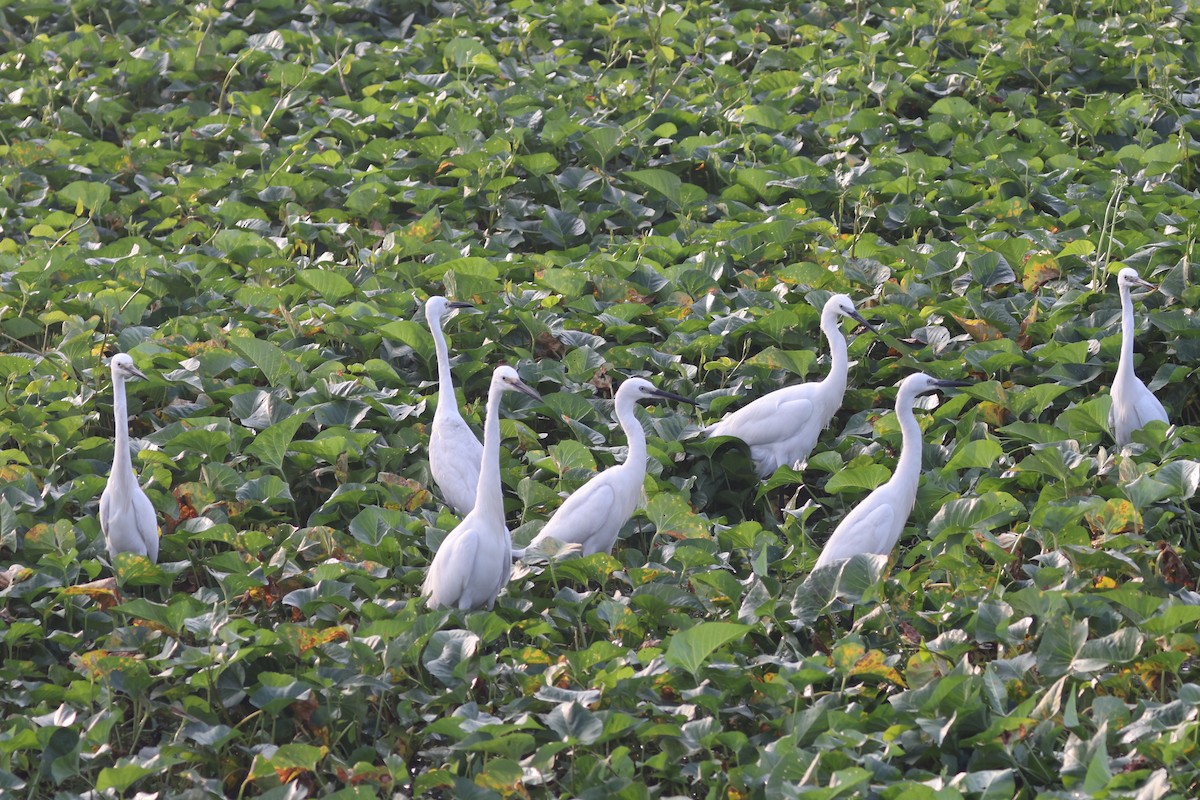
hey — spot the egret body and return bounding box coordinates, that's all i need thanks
[515,378,693,558]
[99,354,158,562]
[423,366,540,610]
[813,373,965,569]
[1109,268,1168,446]
[426,296,483,515]
[706,294,875,477]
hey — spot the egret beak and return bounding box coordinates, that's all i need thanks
[449,301,475,309]
[123,364,149,382]
[847,309,879,333]
[513,379,542,402]
[649,388,697,405]
[1128,276,1157,292]
[933,380,972,390]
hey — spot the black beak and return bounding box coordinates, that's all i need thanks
[513,380,542,402]
[848,309,879,333]
[1129,277,1157,292]
[933,379,972,391]
[916,379,971,398]
[649,388,697,405]
[449,301,475,309]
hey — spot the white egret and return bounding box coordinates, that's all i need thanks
[99,354,159,563]
[706,294,876,477]
[1109,267,1169,446]
[425,295,484,515]
[514,378,694,558]
[423,365,540,610]
[813,373,967,569]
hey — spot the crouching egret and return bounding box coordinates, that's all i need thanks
[514,378,694,558]
[813,373,967,569]
[99,354,159,563]
[425,295,484,515]
[1109,268,1169,446]
[423,366,540,610]
[706,294,876,477]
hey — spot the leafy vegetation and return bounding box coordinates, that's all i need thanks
[1,0,1200,797]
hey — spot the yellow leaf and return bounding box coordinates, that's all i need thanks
[951,314,1003,342]
[850,649,907,686]
[1022,252,1060,291]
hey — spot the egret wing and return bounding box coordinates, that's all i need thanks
[1129,385,1169,428]
[815,503,897,568]
[131,488,159,563]
[537,480,622,554]
[423,526,479,608]
[430,416,483,513]
[710,392,816,447]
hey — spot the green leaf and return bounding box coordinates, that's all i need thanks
[250,673,315,714]
[229,335,294,388]
[245,410,313,472]
[945,439,1004,471]
[540,206,586,248]
[235,475,294,504]
[625,168,684,209]
[824,464,890,494]
[543,702,603,745]
[58,180,110,214]
[929,492,1023,537]
[664,622,751,675]
[296,270,354,303]
[377,320,435,362]
[249,743,328,779]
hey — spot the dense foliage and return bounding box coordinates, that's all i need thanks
[2,0,1200,797]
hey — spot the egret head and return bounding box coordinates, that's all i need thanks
[616,377,696,406]
[493,365,542,402]
[109,353,147,382]
[898,372,970,401]
[425,295,473,324]
[823,294,877,333]
[1116,267,1156,293]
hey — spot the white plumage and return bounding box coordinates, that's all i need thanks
[99,353,159,562]
[425,295,484,515]
[514,378,693,558]
[1109,267,1169,446]
[706,294,875,477]
[423,365,540,610]
[813,373,966,569]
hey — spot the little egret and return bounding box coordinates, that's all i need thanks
[706,294,876,477]
[813,373,967,569]
[1109,267,1169,446]
[425,295,484,515]
[514,378,694,558]
[422,365,540,610]
[99,354,159,563]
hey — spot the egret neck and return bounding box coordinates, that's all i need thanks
[819,307,850,400]
[472,372,507,524]
[1116,278,1137,387]
[891,384,925,492]
[431,312,457,413]
[614,390,648,477]
[111,370,136,490]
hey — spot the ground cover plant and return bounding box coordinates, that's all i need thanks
[2,0,1200,796]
